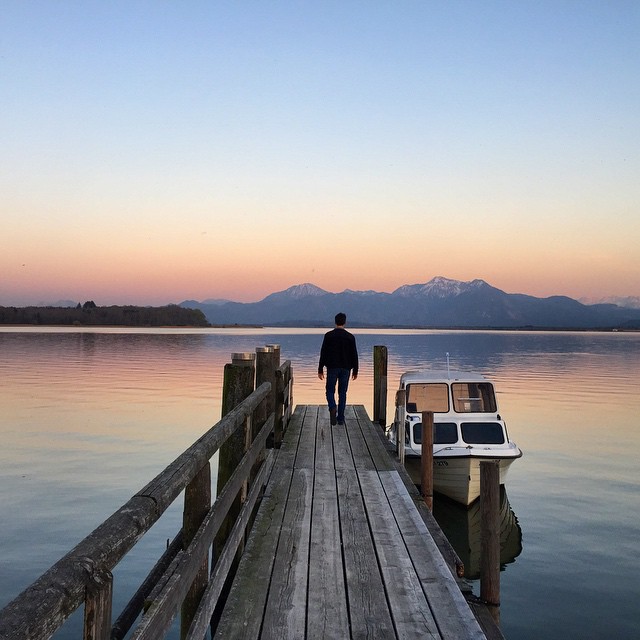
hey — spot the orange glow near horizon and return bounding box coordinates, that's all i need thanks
[2,4,639,307]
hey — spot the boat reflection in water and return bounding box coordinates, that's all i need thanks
[432,486,523,580]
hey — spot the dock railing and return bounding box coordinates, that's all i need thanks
[0,348,293,640]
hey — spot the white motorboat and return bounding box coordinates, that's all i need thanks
[388,369,522,506]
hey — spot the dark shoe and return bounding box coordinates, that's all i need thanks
[330,408,337,426]
[337,418,345,426]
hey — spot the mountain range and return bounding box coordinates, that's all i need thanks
[180,277,640,329]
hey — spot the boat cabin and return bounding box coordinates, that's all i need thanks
[395,370,509,455]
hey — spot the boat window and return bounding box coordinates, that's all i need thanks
[413,422,458,444]
[406,383,449,413]
[452,382,496,413]
[461,422,505,444]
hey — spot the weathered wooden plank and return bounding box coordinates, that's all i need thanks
[336,467,395,639]
[294,404,317,469]
[261,467,314,639]
[344,410,377,471]
[331,420,354,471]
[212,423,302,638]
[271,402,305,472]
[315,406,335,471]
[359,403,467,579]
[379,470,485,640]
[353,405,396,471]
[307,467,350,639]
[357,469,440,639]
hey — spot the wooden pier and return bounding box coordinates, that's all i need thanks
[0,347,500,640]
[216,404,486,639]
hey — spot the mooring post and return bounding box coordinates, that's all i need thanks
[420,411,434,510]
[266,343,281,368]
[395,389,406,464]
[256,346,277,430]
[268,345,286,447]
[253,347,276,428]
[255,346,276,462]
[373,345,388,427]
[213,353,255,559]
[480,460,501,621]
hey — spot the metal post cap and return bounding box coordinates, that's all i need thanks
[231,352,256,366]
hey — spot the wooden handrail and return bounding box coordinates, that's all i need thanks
[0,364,290,640]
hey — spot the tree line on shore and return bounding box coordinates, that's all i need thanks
[0,303,210,327]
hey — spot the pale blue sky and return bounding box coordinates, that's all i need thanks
[2,1,639,305]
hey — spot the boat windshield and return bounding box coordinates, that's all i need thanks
[451,382,496,413]
[461,422,505,444]
[405,383,449,413]
[413,421,458,445]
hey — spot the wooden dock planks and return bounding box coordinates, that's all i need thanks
[214,405,485,639]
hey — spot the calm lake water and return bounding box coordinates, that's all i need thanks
[1,327,639,639]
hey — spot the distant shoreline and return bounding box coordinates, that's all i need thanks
[0,322,636,333]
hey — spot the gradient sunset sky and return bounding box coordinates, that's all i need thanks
[2,1,639,306]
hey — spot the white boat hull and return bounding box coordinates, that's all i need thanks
[405,454,519,506]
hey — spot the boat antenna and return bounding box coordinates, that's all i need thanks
[446,352,450,379]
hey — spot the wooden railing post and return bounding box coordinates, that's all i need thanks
[256,346,277,430]
[274,359,291,449]
[395,390,406,464]
[420,411,434,510]
[214,353,256,555]
[181,463,211,640]
[83,567,113,640]
[373,346,388,427]
[480,460,501,619]
[266,344,280,369]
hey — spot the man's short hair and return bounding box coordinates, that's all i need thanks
[335,312,347,326]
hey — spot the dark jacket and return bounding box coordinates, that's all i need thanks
[318,328,358,375]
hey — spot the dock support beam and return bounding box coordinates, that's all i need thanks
[420,411,434,510]
[480,460,501,623]
[395,390,406,464]
[373,345,388,427]
[214,354,256,557]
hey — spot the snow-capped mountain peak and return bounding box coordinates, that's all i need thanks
[393,277,489,298]
[267,283,329,300]
[287,283,327,297]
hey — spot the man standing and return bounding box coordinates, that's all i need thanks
[318,312,358,426]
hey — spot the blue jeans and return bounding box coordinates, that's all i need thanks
[325,367,351,422]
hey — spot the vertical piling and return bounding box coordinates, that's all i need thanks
[480,460,501,619]
[266,344,281,368]
[214,353,255,558]
[420,411,434,510]
[268,345,286,447]
[395,390,406,465]
[373,346,388,427]
[256,346,277,429]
